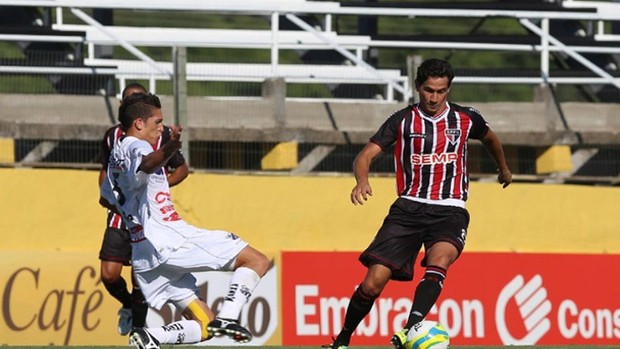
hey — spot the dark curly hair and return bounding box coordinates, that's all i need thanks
[121,82,147,100]
[415,58,455,87]
[118,93,161,130]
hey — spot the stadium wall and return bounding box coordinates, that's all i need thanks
[0,168,618,345]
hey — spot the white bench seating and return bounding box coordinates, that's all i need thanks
[54,24,371,54]
[84,58,406,100]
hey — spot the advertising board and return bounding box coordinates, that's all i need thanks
[282,251,620,346]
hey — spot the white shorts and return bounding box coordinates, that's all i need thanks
[135,228,248,310]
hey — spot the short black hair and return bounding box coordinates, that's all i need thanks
[118,93,162,130]
[415,58,455,87]
[121,82,147,100]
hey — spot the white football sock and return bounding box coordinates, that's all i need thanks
[146,320,202,344]
[217,267,261,320]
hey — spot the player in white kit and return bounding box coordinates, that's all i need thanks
[99,93,270,349]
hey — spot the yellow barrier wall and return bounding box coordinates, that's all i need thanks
[1,168,619,345]
[2,168,616,253]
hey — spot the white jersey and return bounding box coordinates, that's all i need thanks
[100,136,195,272]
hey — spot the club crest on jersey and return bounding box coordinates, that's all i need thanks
[445,128,461,144]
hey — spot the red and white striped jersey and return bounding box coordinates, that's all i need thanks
[370,102,489,206]
[100,125,185,229]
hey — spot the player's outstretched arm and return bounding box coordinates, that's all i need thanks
[351,142,382,205]
[140,126,183,174]
[481,129,512,188]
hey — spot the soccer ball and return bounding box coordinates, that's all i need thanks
[405,320,450,349]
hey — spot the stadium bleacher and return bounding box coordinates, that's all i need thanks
[0,0,619,183]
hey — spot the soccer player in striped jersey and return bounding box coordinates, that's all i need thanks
[100,93,270,349]
[98,83,189,336]
[324,58,512,349]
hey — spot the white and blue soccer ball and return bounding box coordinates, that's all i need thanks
[405,320,450,349]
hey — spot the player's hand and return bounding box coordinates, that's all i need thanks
[498,168,512,188]
[351,182,372,205]
[169,125,183,142]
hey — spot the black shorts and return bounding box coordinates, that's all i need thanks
[359,197,470,281]
[98,227,132,265]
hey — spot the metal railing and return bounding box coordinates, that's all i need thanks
[1,0,619,182]
[1,0,620,101]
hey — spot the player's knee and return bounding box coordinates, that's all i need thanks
[236,247,271,277]
[425,243,459,268]
[100,270,121,285]
[254,253,271,277]
[100,263,123,284]
[360,269,390,298]
[426,257,454,270]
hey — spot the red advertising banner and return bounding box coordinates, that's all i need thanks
[282,251,620,346]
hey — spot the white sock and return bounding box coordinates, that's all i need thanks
[217,267,261,320]
[146,320,202,344]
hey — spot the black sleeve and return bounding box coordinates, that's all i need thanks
[369,107,409,150]
[161,126,186,169]
[99,126,116,168]
[461,106,490,140]
[167,151,186,169]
